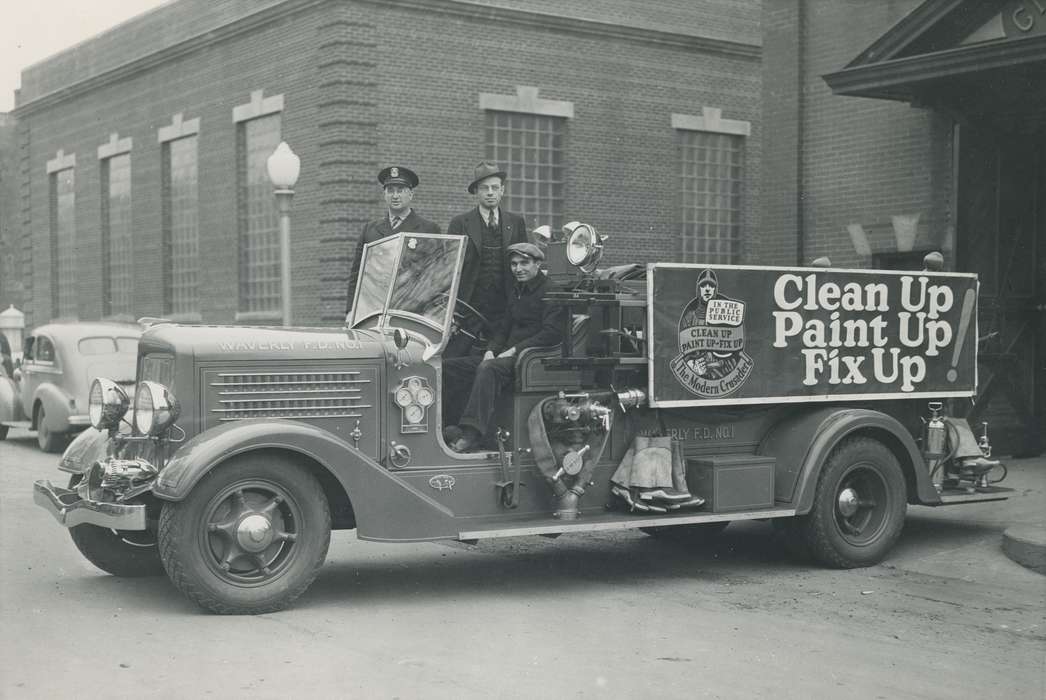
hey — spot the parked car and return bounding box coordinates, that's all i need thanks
[0,322,140,451]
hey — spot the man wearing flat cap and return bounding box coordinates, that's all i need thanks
[443,242,562,452]
[346,165,441,314]
[445,161,528,348]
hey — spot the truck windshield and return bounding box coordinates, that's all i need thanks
[351,233,465,334]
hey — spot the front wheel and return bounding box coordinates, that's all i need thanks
[70,525,165,577]
[35,404,64,453]
[158,454,331,614]
[799,437,907,568]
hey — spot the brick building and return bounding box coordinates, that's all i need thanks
[9,0,761,328]
[763,0,1045,452]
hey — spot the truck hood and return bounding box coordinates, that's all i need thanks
[139,324,394,362]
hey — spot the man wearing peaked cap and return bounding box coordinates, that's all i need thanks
[346,166,441,315]
[442,240,562,452]
[445,161,528,353]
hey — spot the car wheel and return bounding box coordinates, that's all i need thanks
[158,453,331,615]
[640,521,730,541]
[0,425,8,441]
[35,404,64,453]
[800,437,907,568]
[70,525,165,577]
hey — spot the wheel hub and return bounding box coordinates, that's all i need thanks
[837,487,860,517]
[236,514,274,552]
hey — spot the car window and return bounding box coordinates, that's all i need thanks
[79,337,118,354]
[116,337,139,353]
[23,336,35,361]
[36,336,55,363]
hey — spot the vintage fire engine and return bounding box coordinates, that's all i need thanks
[34,227,1010,614]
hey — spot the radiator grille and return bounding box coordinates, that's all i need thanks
[211,371,373,421]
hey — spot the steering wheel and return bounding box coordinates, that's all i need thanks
[432,293,493,341]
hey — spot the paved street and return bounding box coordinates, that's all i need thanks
[2,426,1043,699]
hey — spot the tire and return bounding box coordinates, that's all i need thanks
[641,521,730,541]
[70,525,166,577]
[798,437,907,568]
[0,425,8,441]
[35,404,64,453]
[158,454,331,615]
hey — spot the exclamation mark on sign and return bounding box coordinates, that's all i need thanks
[947,288,976,383]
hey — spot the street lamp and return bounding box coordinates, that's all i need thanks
[266,141,300,326]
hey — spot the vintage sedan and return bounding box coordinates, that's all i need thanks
[0,322,140,451]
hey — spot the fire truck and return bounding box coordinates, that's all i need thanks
[33,227,1010,614]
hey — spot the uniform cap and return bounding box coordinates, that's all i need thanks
[378,166,419,189]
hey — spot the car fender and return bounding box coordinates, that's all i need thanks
[759,406,939,513]
[152,419,460,541]
[32,383,73,432]
[0,375,26,422]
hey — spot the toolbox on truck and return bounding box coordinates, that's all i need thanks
[688,455,776,512]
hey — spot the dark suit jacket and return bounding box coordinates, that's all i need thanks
[446,207,528,310]
[487,273,563,356]
[346,210,441,313]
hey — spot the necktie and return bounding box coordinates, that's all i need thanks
[487,209,496,230]
[391,216,401,229]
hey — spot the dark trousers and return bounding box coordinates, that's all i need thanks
[442,354,515,438]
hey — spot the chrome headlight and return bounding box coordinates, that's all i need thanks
[563,221,606,271]
[88,378,129,430]
[133,381,180,435]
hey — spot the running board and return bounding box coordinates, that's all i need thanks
[458,507,796,541]
[930,485,1012,506]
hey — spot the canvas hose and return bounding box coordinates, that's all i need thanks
[527,396,612,497]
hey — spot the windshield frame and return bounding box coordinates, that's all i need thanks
[349,232,467,346]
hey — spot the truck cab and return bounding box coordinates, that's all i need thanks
[33,228,1010,614]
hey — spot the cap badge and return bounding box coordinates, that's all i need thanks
[390,167,399,178]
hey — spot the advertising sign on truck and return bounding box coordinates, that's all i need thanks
[648,264,979,407]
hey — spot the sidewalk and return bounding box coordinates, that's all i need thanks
[997,454,1046,574]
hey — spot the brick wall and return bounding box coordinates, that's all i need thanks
[0,114,20,310]
[759,0,955,269]
[14,0,761,327]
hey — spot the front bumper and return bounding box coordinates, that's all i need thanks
[33,480,147,530]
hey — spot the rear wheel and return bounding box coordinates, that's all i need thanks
[35,404,64,453]
[158,454,331,614]
[798,437,907,568]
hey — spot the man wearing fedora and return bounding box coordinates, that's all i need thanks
[346,165,441,315]
[445,161,528,347]
[443,242,562,452]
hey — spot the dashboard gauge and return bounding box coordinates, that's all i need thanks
[395,387,413,406]
[404,404,425,424]
[407,377,423,392]
[415,387,435,406]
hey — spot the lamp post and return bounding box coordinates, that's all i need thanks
[266,141,300,326]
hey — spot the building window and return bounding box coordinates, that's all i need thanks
[163,135,199,317]
[49,168,76,317]
[485,111,565,230]
[678,130,744,264]
[237,114,282,317]
[101,153,133,317]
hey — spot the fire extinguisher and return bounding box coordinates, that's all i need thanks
[923,402,948,490]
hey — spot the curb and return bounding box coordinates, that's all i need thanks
[1001,526,1046,575]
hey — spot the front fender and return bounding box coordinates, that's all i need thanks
[33,383,74,432]
[759,407,939,513]
[152,419,459,541]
